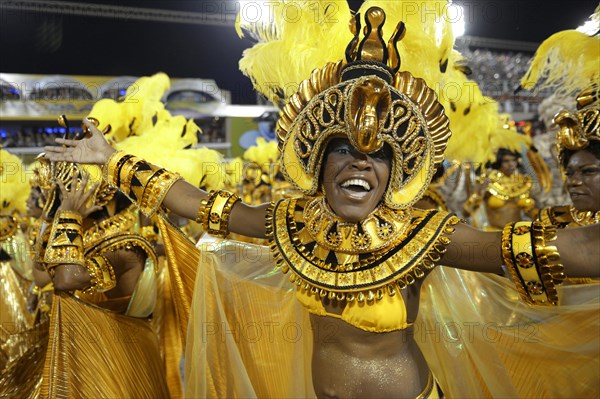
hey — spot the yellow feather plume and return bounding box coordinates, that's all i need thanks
[223,157,245,188]
[520,30,600,96]
[358,0,454,87]
[88,72,171,142]
[237,1,457,105]
[489,114,531,157]
[243,137,280,173]
[86,73,226,191]
[0,149,30,215]
[237,1,352,105]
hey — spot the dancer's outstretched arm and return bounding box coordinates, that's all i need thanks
[44,118,269,238]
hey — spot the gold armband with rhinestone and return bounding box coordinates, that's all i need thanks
[102,151,182,218]
[81,255,116,294]
[501,221,565,305]
[43,210,85,271]
[199,190,240,237]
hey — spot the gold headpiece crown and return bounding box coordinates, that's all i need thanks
[277,7,451,209]
[554,85,600,163]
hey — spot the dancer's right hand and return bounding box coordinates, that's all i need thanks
[44,118,117,165]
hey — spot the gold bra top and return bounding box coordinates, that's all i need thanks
[267,197,460,332]
[486,170,534,210]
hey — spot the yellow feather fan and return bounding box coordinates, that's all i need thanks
[0,149,30,215]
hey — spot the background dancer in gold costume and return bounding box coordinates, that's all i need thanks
[29,155,171,398]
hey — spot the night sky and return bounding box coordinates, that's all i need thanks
[1,0,597,104]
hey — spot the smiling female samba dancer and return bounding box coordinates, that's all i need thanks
[43,4,600,399]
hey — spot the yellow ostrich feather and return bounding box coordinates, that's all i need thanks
[237,1,456,105]
[86,73,228,191]
[224,157,245,189]
[441,52,497,164]
[87,72,171,142]
[237,0,353,105]
[243,137,280,174]
[359,0,454,87]
[0,149,30,215]
[520,30,600,96]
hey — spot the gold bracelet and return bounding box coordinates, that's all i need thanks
[195,198,209,224]
[501,221,564,305]
[531,222,564,304]
[200,190,240,237]
[43,210,85,268]
[102,152,182,218]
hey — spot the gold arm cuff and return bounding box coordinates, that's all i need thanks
[102,152,182,218]
[81,255,117,294]
[200,190,240,237]
[43,210,85,268]
[195,197,209,224]
[103,150,128,186]
[502,221,564,305]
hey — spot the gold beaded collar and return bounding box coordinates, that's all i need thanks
[302,197,413,255]
[569,206,600,226]
[268,198,460,295]
[487,170,533,200]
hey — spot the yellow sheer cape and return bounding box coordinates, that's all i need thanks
[418,267,599,398]
[158,220,598,398]
[185,236,314,398]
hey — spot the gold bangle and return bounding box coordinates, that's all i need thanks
[195,198,209,224]
[140,168,181,217]
[43,210,85,268]
[501,221,564,305]
[103,150,127,186]
[201,190,240,237]
[102,152,182,218]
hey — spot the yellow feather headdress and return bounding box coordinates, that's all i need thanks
[238,1,456,208]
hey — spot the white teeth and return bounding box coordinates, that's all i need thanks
[341,179,371,191]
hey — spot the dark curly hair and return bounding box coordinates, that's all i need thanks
[561,141,600,169]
